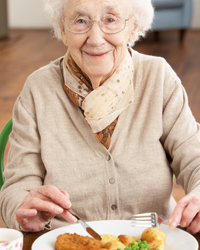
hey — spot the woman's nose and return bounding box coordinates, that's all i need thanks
[86,22,105,46]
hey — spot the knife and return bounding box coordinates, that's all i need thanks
[67,208,102,240]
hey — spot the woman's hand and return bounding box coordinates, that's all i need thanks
[169,193,200,234]
[16,185,77,232]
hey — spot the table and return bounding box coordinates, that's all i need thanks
[22,229,200,250]
[23,230,47,250]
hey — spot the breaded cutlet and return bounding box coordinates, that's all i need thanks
[55,233,103,250]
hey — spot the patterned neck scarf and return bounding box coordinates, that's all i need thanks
[63,49,134,149]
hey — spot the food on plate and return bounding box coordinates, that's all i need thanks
[101,234,119,245]
[119,239,156,250]
[148,240,163,250]
[55,233,103,250]
[101,234,126,249]
[118,235,140,246]
[55,227,166,250]
[104,240,126,250]
[141,228,166,250]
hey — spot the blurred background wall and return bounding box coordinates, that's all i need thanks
[6,0,200,29]
[186,0,200,28]
[7,0,51,29]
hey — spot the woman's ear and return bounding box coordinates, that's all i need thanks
[128,26,139,44]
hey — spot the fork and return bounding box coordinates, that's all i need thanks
[131,212,168,228]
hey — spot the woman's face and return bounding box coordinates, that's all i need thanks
[61,0,138,89]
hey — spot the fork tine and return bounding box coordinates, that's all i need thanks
[132,212,156,218]
[131,212,158,228]
[132,223,155,228]
[131,221,157,227]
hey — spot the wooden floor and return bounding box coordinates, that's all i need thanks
[0,29,200,228]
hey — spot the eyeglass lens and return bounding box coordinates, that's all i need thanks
[65,14,126,34]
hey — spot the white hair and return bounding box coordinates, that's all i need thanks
[43,0,154,42]
[43,0,64,40]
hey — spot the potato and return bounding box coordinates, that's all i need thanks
[141,227,166,242]
[148,239,165,250]
[101,234,119,245]
[141,228,166,250]
[118,235,139,246]
[101,234,126,250]
[104,240,126,250]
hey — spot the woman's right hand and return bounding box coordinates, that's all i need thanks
[16,185,77,232]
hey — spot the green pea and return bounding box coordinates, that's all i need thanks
[117,239,160,250]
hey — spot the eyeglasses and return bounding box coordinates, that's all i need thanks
[63,14,132,34]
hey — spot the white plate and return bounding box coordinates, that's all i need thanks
[32,220,199,250]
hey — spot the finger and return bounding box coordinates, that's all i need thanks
[59,192,77,223]
[61,209,77,223]
[16,208,38,228]
[16,208,37,220]
[36,185,71,209]
[187,212,200,235]
[17,209,55,223]
[26,196,64,215]
[16,209,55,232]
[169,196,190,228]
[60,190,70,198]
[179,194,200,227]
[180,196,200,227]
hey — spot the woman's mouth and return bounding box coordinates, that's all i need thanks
[84,51,110,59]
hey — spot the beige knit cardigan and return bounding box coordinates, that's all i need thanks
[1,48,200,230]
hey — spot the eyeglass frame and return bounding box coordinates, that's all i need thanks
[62,14,134,35]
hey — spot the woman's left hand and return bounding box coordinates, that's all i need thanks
[169,193,200,234]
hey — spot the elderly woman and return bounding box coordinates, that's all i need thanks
[1,0,200,235]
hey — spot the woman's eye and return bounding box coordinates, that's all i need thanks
[103,15,118,24]
[76,19,86,24]
[106,18,115,23]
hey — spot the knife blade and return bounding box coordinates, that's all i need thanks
[67,208,102,240]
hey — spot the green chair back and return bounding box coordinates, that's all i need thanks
[0,118,12,189]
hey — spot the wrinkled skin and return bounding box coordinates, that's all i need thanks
[169,193,200,234]
[16,186,76,232]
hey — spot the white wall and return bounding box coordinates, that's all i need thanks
[7,0,51,28]
[191,0,200,28]
[7,0,200,29]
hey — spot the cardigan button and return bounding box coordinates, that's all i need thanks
[109,178,115,184]
[106,155,111,161]
[111,204,117,210]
